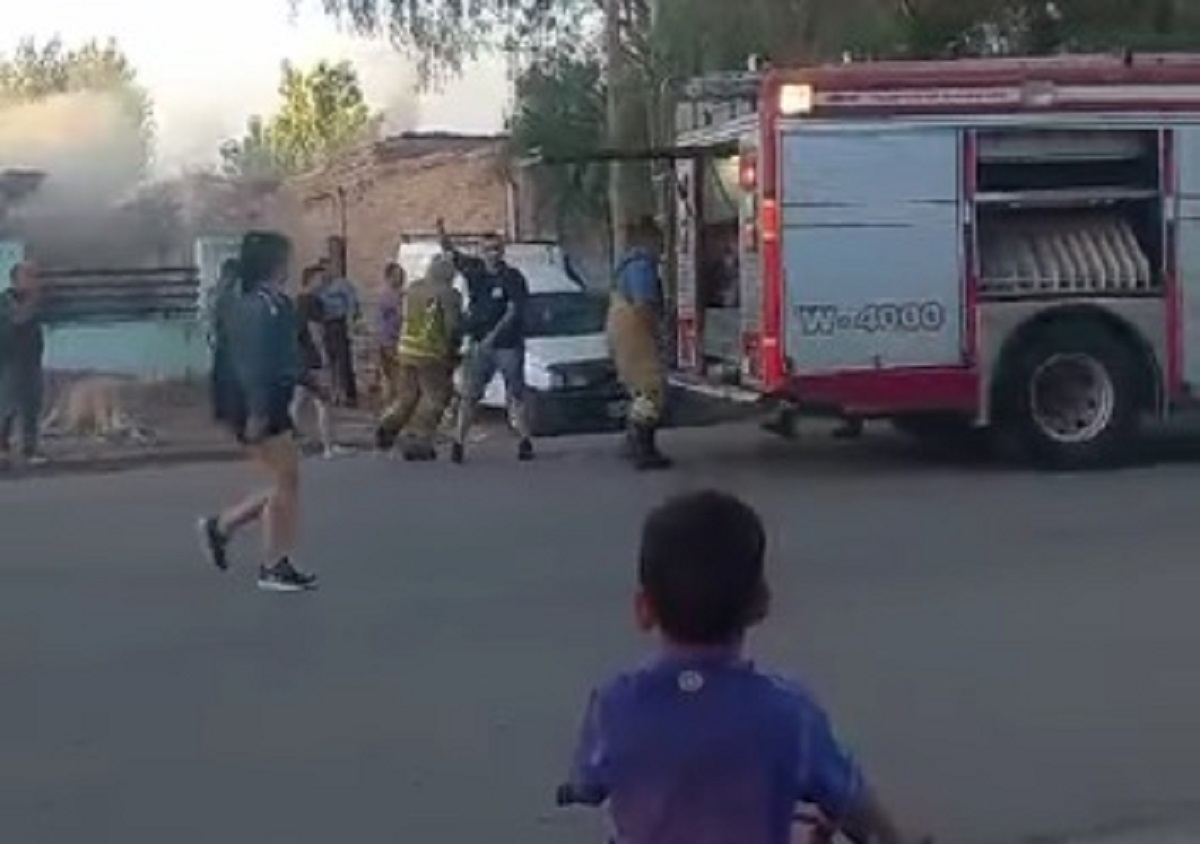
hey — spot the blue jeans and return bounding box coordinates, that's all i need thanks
[458,344,529,440]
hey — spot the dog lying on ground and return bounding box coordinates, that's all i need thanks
[40,376,156,445]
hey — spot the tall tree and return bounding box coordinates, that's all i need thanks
[508,47,608,235]
[0,36,155,175]
[270,60,377,173]
[220,59,378,179]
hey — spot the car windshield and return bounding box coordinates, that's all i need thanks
[523,291,607,338]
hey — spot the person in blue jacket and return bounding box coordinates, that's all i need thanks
[198,230,317,593]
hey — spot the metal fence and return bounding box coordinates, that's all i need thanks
[38,266,201,324]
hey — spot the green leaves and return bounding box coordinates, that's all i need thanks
[313,0,591,82]
[220,59,378,179]
[508,48,608,230]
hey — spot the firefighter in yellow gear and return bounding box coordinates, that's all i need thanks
[374,254,464,460]
[607,217,672,470]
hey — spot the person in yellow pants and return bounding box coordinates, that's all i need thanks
[374,254,463,461]
[608,217,672,471]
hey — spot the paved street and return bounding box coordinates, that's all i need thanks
[3,425,1200,844]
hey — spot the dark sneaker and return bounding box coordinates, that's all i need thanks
[402,443,437,462]
[196,516,230,572]
[257,559,317,593]
[450,441,465,464]
[629,426,673,471]
[517,439,535,462]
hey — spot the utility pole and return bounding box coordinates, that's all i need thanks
[605,0,631,260]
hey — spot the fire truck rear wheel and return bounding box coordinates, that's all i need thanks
[998,322,1141,470]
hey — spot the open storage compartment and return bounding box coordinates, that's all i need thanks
[693,155,742,367]
[975,129,1163,299]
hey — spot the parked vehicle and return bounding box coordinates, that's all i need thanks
[397,237,625,435]
[652,54,1200,468]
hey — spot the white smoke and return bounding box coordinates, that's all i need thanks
[151,32,421,174]
[0,90,176,266]
[0,91,145,208]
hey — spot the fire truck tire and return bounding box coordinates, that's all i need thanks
[998,322,1141,470]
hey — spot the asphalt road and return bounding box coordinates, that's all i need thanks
[3,425,1200,844]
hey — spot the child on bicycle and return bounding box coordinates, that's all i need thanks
[563,489,927,844]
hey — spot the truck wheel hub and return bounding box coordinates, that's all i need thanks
[1030,353,1115,444]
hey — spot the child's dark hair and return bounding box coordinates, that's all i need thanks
[238,230,291,292]
[219,257,241,283]
[638,489,768,645]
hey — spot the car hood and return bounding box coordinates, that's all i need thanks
[525,333,609,368]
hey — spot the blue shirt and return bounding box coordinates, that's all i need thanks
[614,247,661,308]
[567,650,865,844]
[317,277,360,322]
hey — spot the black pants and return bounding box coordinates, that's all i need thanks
[322,319,357,406]
[0,370,43,457]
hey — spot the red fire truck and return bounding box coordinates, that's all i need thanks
[669,54,1200,468]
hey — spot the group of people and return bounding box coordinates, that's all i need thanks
[374,221,536,464]
[375,214,676,471]
[196,233,925,836]
[5,234,924,843]
[197,217,684,590]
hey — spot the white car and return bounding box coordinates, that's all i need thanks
[397,239,627,435]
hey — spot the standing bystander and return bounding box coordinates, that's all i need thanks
[317,257,361,407]
[377,262,405,406]
[0,261,47,467]
[292,264,342,458]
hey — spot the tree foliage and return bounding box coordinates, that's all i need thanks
[894,0,1200,57]
[311,0,594,82]
[0,37,155,174]
[508,47,607,232]
[220,59,378,179]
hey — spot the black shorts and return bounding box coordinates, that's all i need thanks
[225,386,296,445]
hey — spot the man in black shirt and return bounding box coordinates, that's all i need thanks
[0,261,47,466]
[438,222,533,463]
